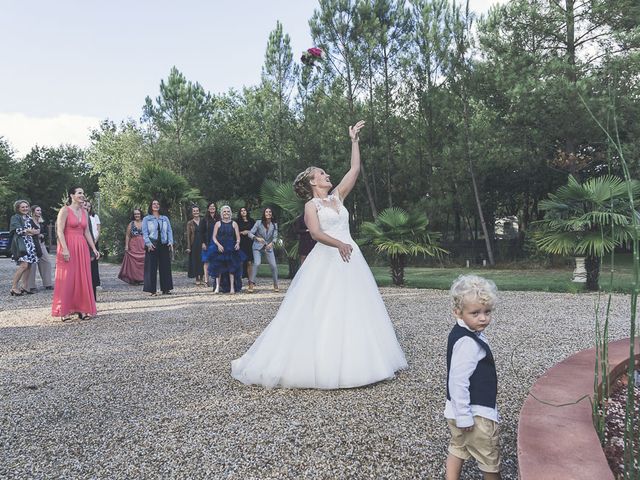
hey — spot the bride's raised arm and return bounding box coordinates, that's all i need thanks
[335,120,365,200]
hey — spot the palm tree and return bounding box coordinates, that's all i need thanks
[360,208,447,286]
[535,175,640,291]
[119,162,201,215]
[119,161,202,252]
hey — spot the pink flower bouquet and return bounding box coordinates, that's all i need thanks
[301,47,325,67]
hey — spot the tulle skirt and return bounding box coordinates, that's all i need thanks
[201,242,217,263]
[231,239,407,389]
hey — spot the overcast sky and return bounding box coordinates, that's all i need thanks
[0,0,503,156]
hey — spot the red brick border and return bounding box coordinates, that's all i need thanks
[518,337,640,479]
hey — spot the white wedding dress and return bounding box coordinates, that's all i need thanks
[231,193,407,389]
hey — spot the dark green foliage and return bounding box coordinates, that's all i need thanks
[18,145,98,222]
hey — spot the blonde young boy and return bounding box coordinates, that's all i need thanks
[445,275,501,480]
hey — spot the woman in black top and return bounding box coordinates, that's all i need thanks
[199,202,220,287]
[236,207,255,284]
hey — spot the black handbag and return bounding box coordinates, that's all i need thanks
[34,237,43,258]
[11,234,27,259]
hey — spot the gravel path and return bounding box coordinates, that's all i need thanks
[0,258,635,479]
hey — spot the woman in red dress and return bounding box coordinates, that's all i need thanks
[51,186,100,321]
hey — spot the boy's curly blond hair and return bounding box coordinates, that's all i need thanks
[450,274,498,311]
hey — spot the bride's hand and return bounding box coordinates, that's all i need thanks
[337,241,353,262]
[349,120,365,143]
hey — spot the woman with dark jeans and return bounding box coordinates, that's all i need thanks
[142,199,174,296]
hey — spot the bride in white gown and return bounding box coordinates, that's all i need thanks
[231,121,407,389]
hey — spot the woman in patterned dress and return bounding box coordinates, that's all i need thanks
[26,205,54,292]
[118,208,145,284]
[9,200,40,296]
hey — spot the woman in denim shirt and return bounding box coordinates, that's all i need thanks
[248,207,278,292]
[142,199,174,295]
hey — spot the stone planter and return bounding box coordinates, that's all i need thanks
[518,338,640,479]
[572,256,587,283]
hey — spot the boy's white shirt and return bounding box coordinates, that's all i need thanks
[444,318,500,428]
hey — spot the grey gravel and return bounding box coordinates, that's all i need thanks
[0,259,636,479]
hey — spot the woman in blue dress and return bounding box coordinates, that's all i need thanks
[209,205,245,294]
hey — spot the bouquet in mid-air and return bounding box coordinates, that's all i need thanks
[301,47,325,68]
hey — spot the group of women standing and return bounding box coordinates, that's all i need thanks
[184,204,280,293]
[115,200,280,295]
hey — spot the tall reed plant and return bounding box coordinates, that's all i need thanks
[582,93,639,479]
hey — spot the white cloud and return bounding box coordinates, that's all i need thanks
[0,113,101,157]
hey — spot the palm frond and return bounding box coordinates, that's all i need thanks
[535,231,579,256]
[376,207,409,229]
[575,232,617,257]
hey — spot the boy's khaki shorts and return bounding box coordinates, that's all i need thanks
[447,416,501,473]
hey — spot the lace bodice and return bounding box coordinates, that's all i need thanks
[312,193,351,239]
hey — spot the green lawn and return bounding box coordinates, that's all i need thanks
[254,253,636,293]
[108,253,634,294]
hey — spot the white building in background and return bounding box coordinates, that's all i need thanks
[495,216,519,239]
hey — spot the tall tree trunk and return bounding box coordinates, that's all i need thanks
[347,77,378,219]
[564,0,577,156]
[585,254,600,291]
[383,53,393,208]
[462,99,495,265]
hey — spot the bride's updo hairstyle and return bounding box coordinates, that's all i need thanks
[293,167,319,201]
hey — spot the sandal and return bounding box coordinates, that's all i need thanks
[79,313,92,321]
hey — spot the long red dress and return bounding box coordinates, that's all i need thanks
[51,207,97,317]
[118,222,145,284]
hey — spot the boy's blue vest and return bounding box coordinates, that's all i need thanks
[446,324,497,409]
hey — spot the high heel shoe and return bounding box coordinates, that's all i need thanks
[21,289,35,295]
[10,289,23,296]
